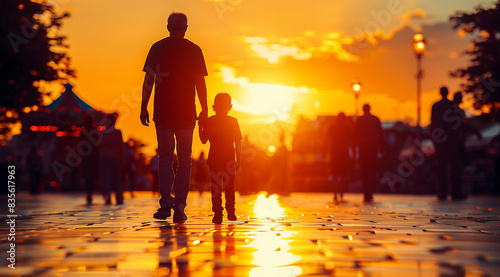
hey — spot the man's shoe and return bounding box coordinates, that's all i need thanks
[173,208,187,224]
[153,208,171,220]
[212,213,223,224]
[363,197,373,204]
[227,211,237,221]
[452,194,467,201]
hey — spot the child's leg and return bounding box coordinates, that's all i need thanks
[209,166,224,216]
[225,170,236,220]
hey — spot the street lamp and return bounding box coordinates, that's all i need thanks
[411,33,426,127]
[351,78,362,116]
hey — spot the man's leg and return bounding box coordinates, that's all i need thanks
[172,125,194,222]
[100,160,112,204]
[450,140,465,199]
[359,146,376,202]
[110,159,123,205]
[435,145,448,200]
[155,122,176,211]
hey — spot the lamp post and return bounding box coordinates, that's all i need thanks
[351,78,362,116]
[411,33,426,127]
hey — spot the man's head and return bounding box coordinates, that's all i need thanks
[213,93,232,115]
[439,86,449,98]
[453,91,463,104]
[362,103,371,115]
[167,12,188,36]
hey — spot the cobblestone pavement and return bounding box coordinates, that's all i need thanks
[1,192,500,277]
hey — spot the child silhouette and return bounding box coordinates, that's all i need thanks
[199,93,242,224]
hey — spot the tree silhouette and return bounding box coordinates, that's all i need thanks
[450,1,500,118]
[0,0,75,144]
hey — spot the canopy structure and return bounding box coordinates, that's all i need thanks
[21,83,108,134]
[46,83,97,112]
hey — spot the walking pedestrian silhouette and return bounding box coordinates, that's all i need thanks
[355,104,385,203]
[141,12,209,223]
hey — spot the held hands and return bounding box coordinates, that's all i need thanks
[230,161,241,174]
[140,109,150,126]
[198,109,208,121]
[198,109,208,128]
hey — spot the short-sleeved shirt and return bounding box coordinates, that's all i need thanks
[203,115,242,167]
[143,37,208,123]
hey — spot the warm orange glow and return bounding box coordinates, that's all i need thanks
[413,33,424,42]
[268,145,276,153]
[411,33,426,55]
[416,41,425,51]
[32,2,476,157]
[217,65,306,118]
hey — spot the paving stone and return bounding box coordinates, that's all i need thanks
[1,192,500,276]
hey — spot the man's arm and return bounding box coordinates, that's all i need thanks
[195,75,208,120]
[199,121,208,144]
[140,72,154,126]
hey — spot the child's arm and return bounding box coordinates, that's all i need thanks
[199,120,208,144]
[235,139,242,168]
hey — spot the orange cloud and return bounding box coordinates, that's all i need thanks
[245,32,359,63]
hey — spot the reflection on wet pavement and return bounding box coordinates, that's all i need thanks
[1,192,500,276]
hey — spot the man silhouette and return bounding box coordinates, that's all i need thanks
[140,12,208,222]
[355,104,384,203]
[430,86,464,201]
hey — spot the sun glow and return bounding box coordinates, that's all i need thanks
[217,65,308,117]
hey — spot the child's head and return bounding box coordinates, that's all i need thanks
[213,93,232,115]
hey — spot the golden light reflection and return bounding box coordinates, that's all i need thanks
[247,231,302,275]
[249,266,303,277]
[248,193,301,276]
[253,193,286,219]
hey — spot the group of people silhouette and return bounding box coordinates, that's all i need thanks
[138,12,476,224]
[140,13,242,224]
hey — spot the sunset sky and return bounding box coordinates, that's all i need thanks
[46,0,495,156]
